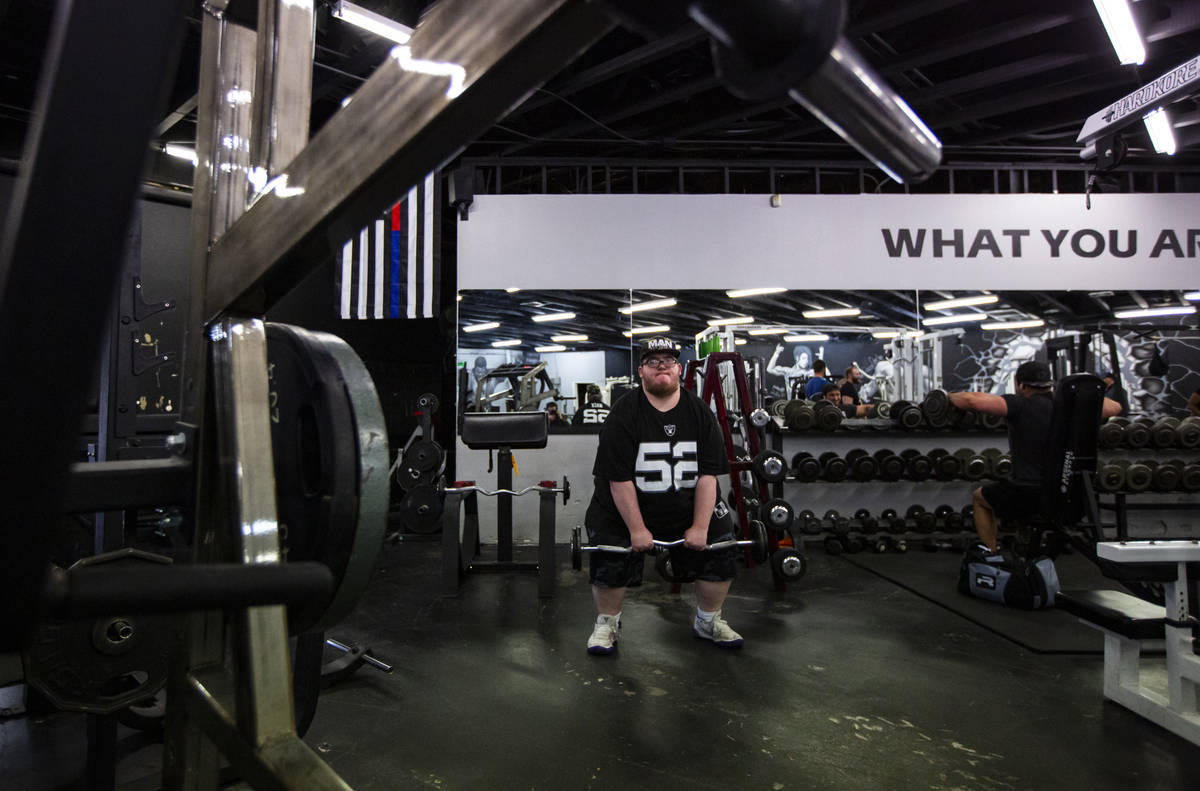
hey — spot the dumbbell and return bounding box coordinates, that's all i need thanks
[1179,461,1200,492]
[1145,460,1181,492]
[826,510,850,537]
[841,533,866,554]
[1124,418,1152,449]
[980,448,1010,479]
[954,448,989,481]
[869,535,893,553]
[752,450,789,483]
[978,412,1005,431]
[1098,417,1126,449]
[823,536,845,555]
[812,399,844,432]
[880,507,907,535]
[934,504,963,531]
[853,508,879,532]
[1177,417,1200,449]
[769,399,789,418]
[960,503,975,531]
[771,547,807,581]
[1149,417,1180,449]
[949,406,977,431]
[1115,459,1153,492]
[819,451,848,482]
[1095,459,1127,492]
[899,448,933,481]
[846,448,878,481]
[873,400,892,419]
[927,448,962,480]
[906,504,936,533]
[791,451,821,482]
[760,499,795,533]
[891,400,924,430]
[784,400,816,431]
[873,448,905,481]
[797,508,822,535]
[922,388,951,419]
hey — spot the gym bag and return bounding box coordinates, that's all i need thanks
[957,546,1060,610]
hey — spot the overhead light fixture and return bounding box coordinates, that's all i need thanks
[922,313,989,326]
[784,333,830,342]
[619,297,677,314]
[531,312,575,323]
[463,321,500,333]
[725,287,787,298]
[871,330,901,339]
[981,319,1045,330]
[623,324,670,337]
[455,294,462,302]
[748,328,789,336]
[1143,107,1176,155]
[1113,305,1196,319]
[801,307,860,319]
[1184,291,1200,301]
[706,316,754,326]
[535,345,566,353]
[491,339,522,347]
[1092,0,1145,65]
[923,294,999,311]
[504,288,521,293]
[164,143,197,164]
[552,334,588,342]
[734,338,748,346]
[906,331,926,338]
[331,0,413,44]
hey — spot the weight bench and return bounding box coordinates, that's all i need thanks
[441,411,568,597]
[1057,540,1200,747]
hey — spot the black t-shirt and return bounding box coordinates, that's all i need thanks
[840,380,860,405]
[1106,383,1129,416]
[1003,392,1053,484]
[587,387,729,536]
[572,399,611,426]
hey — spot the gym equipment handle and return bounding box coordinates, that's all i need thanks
[579,538,752,554]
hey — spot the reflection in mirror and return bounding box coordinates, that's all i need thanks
[458,289,1200,420]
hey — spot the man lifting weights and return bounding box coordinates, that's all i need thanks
[949,361,1122,552]
[584,336,743,655]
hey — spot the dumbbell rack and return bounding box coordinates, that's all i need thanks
[684,352,790,582]
[778,424,1009,551]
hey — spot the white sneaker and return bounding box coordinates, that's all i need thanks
[587,614,620,655]
[693,611,743,648]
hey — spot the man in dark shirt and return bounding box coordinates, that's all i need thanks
[584,336,742,655]
[571,385,611,427]
[949,361,1121,551]
[1101,371,1130,416]
[821,382,873,418]
[839,364,862,406]
[804,359,830,400]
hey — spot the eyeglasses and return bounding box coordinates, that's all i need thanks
[641,357,677,369]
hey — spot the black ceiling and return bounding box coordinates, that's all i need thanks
[3,0,1200,170]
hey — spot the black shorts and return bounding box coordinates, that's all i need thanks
[980,480,1043,521]
[587,500,738,588]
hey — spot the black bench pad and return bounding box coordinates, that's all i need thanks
[1057,589,1166,640]
[461,411,548,450]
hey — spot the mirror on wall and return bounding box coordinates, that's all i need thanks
[457,289,1200,422]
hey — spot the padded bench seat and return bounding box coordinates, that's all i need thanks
[1057,589,1166,640]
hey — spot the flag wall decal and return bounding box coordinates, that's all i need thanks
[336,171,441,319]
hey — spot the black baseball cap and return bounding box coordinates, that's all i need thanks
[1015,360,1053,388]
[639,336,680,363]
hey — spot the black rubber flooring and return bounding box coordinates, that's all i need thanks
[4,540,1200,790]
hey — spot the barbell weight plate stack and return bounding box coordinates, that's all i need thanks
[267,323,389,635]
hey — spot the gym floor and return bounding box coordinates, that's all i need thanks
[4,541,1200,790]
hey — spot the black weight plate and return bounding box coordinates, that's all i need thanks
[752,450,788,483]
[406,439,445,473]
[267,324,389,635]
[750,520,769,564]
[771,548,807,581]
[760,498,795,530]
[400,484,444,534]
[397,462,435,491]
[417,392,440,414]
[570,527,582,571]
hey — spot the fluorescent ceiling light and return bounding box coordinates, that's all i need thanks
[535,345,566,353]
[784,333,830,342]
[1113,305,1196,318]
[331,1,413,44]
[922,313,989,326]
[726,287,787,298]
[1184,291,1200,301]
[1092,0,1145,65]
[871,330,901,339]
[734,338,748,346]
[801,307,860,319]
[748,328,789,336]
[923,294,998,311]
[706,316,754,326]
[619,298,676,314]
[463,321,499,333]
[1143,107,1176,155]
[552,334,588,342]
[907,331,926,338]
[491,339,522,347]
[981,319,1045,330]
[505,288,521,293]
[623,325,670,337]
[165,143,197,164]
[531,312,575,323]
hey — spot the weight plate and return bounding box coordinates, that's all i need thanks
[750,520,769,564]
[406,439,445,473]
[771,548,807,581]
[23,549,171,715]
[267,323,389,635]
[570,526,582,571]
[760,499,795,530]
[417,392,440,414]
[399,483,444,534]
[752,450,788,483]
